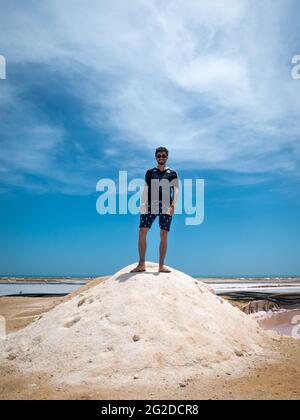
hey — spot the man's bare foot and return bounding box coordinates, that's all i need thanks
[130,264,146,273]
[159,266,171,273]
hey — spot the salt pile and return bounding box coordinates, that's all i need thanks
[0,263,276,386]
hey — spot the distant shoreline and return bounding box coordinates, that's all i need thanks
[0,278,92,284]
[0,276,300,285]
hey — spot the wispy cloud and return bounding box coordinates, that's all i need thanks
[0,0,300,193]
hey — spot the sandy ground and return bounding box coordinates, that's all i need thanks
[0,274,299,400]
[0,277,109,334]
[0,338,299,400]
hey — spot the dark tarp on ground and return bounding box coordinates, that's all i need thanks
[219,291,300,309]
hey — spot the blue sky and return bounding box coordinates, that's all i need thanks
[0,0,300,276]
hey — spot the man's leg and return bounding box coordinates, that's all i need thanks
[158,214,172,273]
[131,228,149,272]
[159,229,171,273]
[138,228,148,267]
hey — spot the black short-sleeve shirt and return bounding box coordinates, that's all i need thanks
[144,167,178,212]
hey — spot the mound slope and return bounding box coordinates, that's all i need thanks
[0,263,276,386]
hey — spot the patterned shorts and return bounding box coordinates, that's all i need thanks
[139,213,173,232]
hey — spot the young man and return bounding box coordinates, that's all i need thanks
[131,147,179,273]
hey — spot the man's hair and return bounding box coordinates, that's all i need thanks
[155,147,169,156]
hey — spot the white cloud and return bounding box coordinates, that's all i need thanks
[0,0,299,193]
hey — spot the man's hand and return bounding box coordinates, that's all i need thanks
[140,203,147,215]
[166,204,175,216]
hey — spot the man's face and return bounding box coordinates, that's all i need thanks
[156,152,168,166]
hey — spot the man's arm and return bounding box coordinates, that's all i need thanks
[140,183,149,214]
[168,173,179,215]
[140,170,150,214]
[171,182,179,209]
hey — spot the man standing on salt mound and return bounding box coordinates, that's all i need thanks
[131,147,179,273]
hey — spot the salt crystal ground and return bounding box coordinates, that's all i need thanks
[0,263,278,387]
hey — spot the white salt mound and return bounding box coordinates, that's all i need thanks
[0,263,276,386]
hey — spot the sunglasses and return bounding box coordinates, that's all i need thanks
[156,154,168,159]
